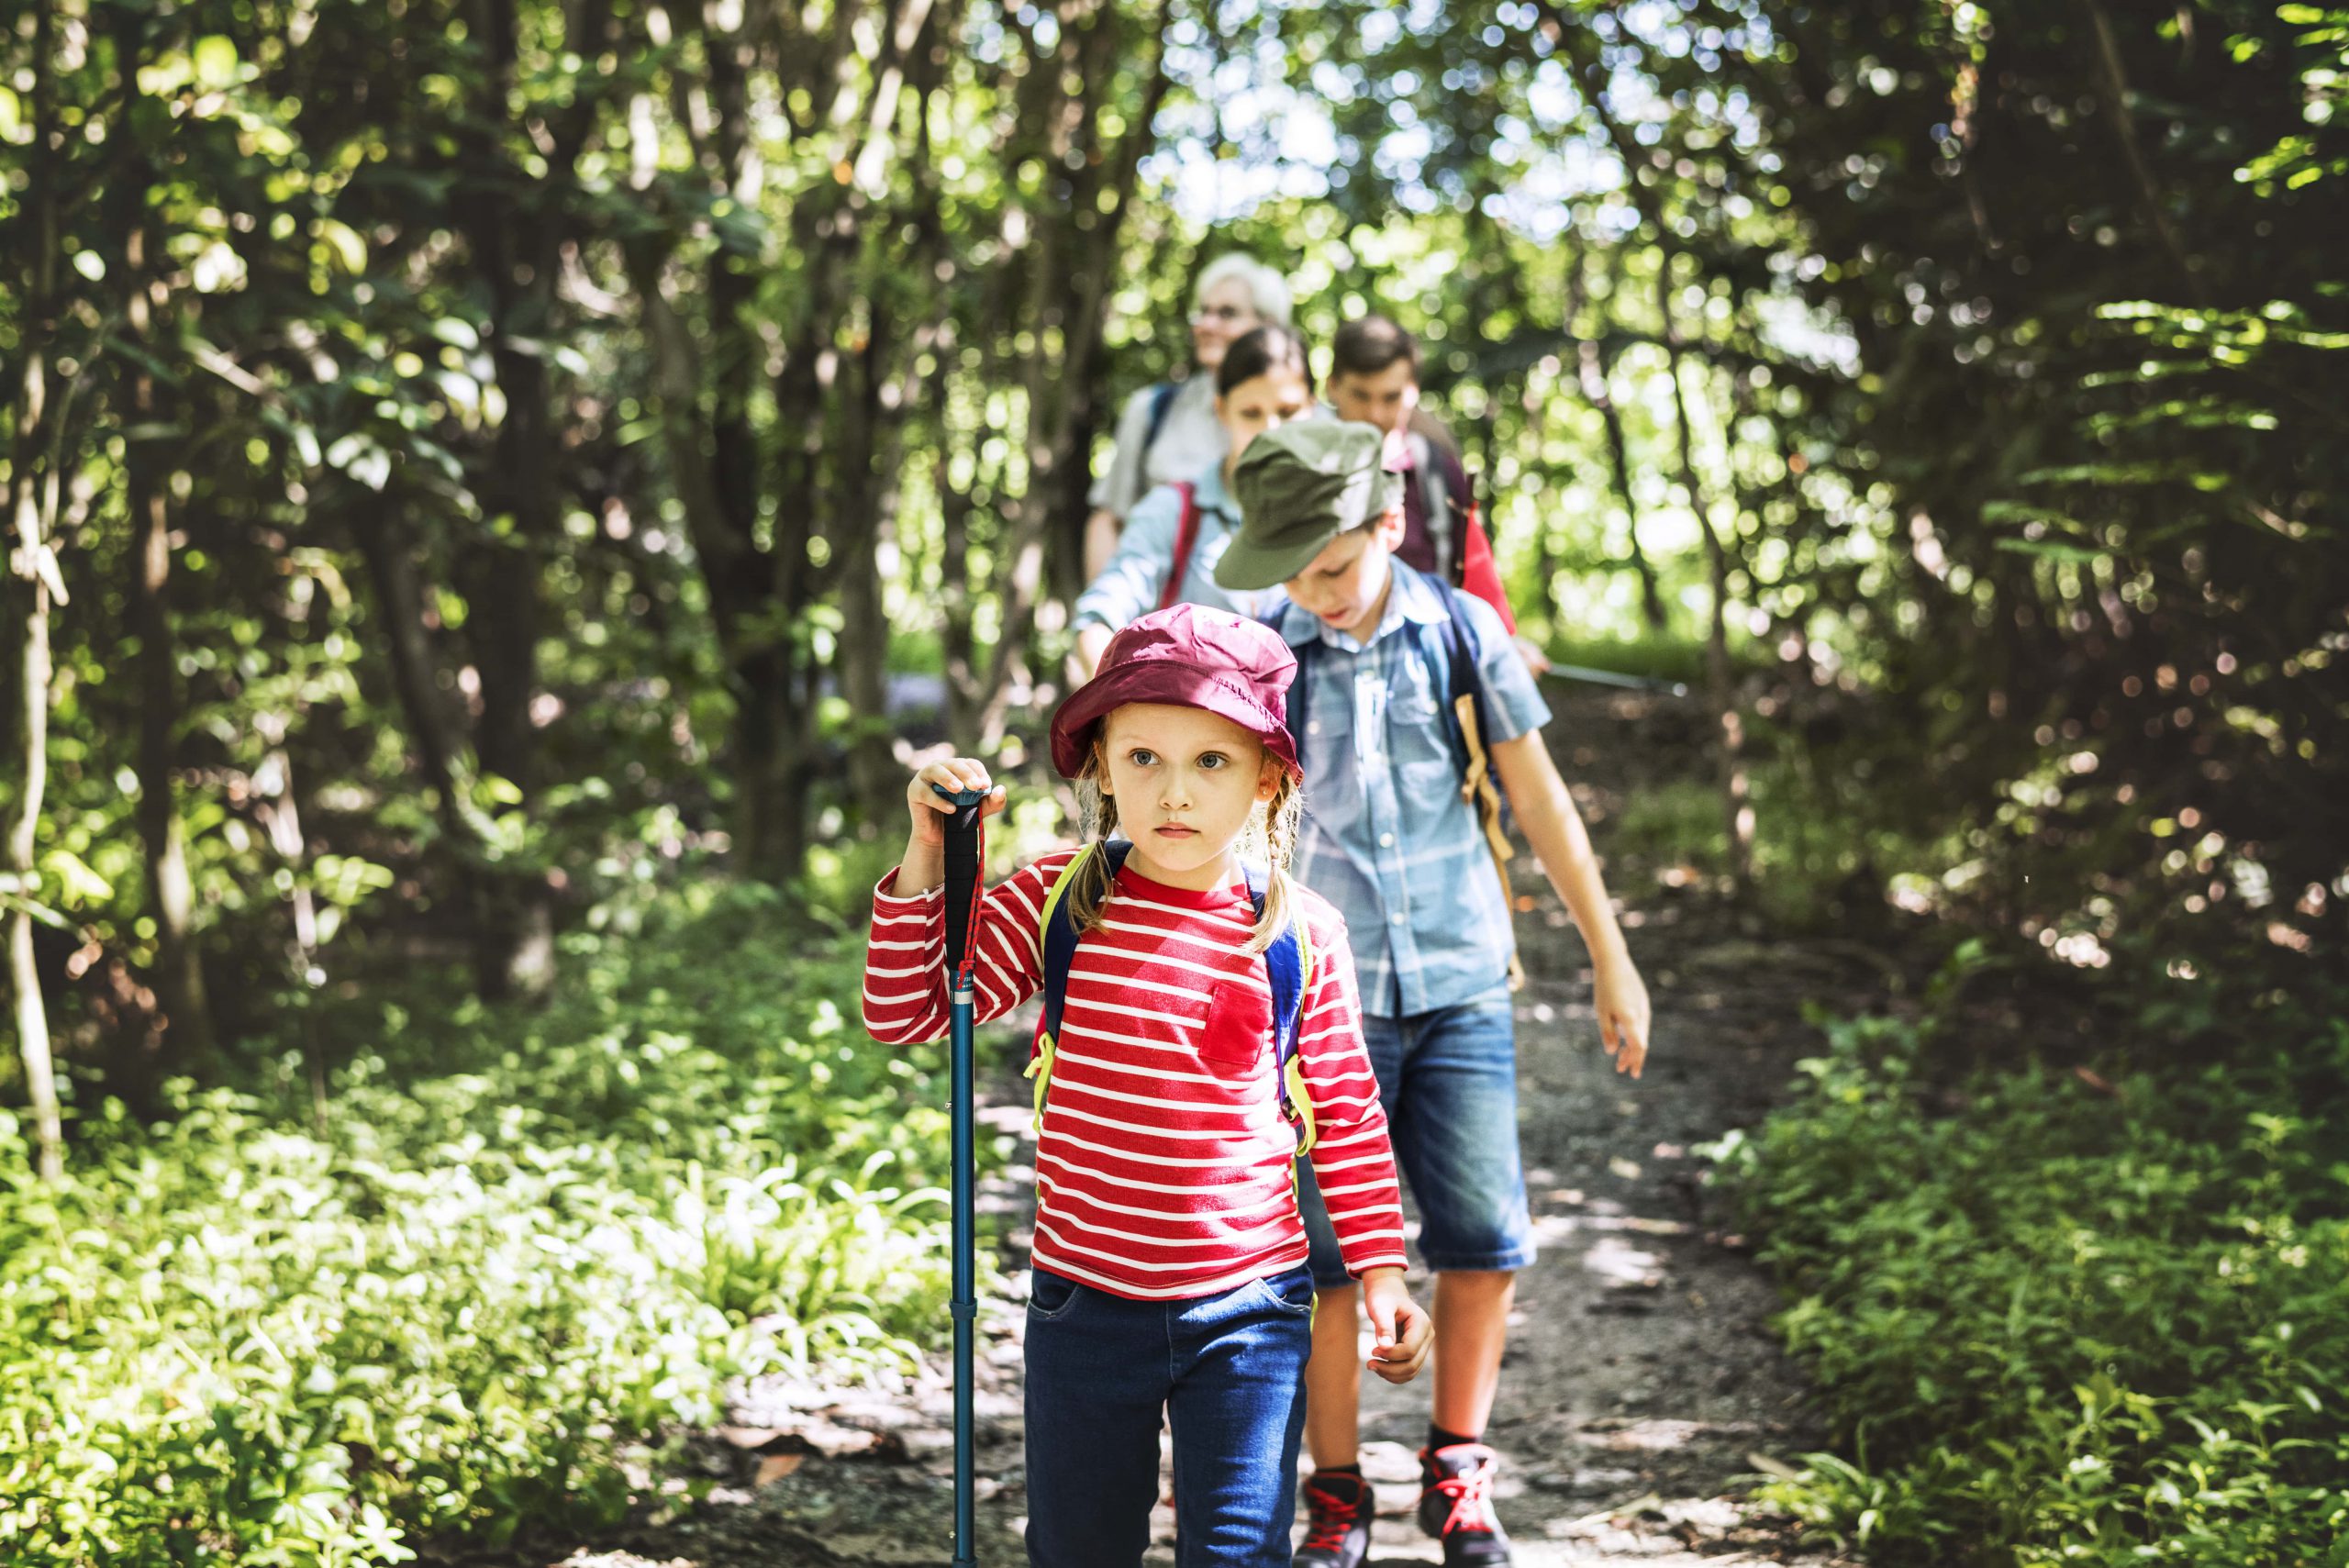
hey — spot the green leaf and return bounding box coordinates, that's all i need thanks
[193,35,239,90]
[39,849,114,906]
[476,773,526,807]
[316,218,368,274]
[1994,538,2106,564]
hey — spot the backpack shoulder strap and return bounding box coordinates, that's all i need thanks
[1142,381,1182,456]
[1031,841,1133,1130]
[1408,573,1480,773]
[1428,573,1483,720]
[1423,575,1525,986]
[1159,482,1200,612]
[1260,603,1310,764]
[1241,866,1319,1154]
[1410,431,1457,585]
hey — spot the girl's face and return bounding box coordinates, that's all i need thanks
[1190,277,1263,372]
[1099,704,1282,890]
[1215,368,1314,465]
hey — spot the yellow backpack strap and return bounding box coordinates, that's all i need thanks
[1026,844,1097,1134]
[1273,917,1319,1158]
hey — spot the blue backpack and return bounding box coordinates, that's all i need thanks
[1141,380,1183,456]
[1028,840,1319,1154]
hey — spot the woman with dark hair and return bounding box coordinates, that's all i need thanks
[1072,324,1319,679]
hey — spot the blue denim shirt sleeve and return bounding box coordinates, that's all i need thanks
[1456,590,1551,743]
[1073,484,1183,633]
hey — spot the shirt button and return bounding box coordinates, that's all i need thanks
[1306,720,1320,735]
[1378,832,1395,848]
[1389,911,1406,926]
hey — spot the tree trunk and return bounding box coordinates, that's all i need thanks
[1579,337,1665,632]
[446,0,614,995]
[6,10,63,1180]
[348,497,470,822]
[1663,323,1753,893]
[117,180,215,1069]
[1550,13,1749,887]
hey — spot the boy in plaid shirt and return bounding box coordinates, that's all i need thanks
[1216,421,1653,1568]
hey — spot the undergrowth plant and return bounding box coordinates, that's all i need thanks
[0,881,971,1566]
[1716,969,2349,1566]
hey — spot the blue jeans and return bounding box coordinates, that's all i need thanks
[1023,1265,1315,1568]
[1299,986,1535,1284]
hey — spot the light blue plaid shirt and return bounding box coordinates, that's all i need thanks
[1274,562,1551,1019]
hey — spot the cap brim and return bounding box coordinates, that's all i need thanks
[1211,531,1336,592]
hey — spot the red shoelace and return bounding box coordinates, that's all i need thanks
[1424,1445,1500,1536]
[1300,1477,1365,1552]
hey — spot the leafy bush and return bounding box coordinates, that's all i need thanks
[0,881,962,1566]
[1720,993,2349,1565]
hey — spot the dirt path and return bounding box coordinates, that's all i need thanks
[452,687,1880,1568]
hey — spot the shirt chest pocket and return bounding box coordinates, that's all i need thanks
[1198,980,1273,1073]
[1390,663,1459,781]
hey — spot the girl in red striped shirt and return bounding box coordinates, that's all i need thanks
[864,603,1431,1567]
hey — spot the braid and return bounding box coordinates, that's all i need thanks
[1066,751,1121,935]
[1247,771,1304,954]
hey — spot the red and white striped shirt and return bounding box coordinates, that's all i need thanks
[863,847,1408,1300]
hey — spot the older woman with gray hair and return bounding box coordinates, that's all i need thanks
[1083,253,1295,580]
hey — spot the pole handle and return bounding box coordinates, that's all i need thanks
[934,784,985,976]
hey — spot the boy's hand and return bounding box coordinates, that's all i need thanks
[1360,1269,1431,1384]
[907,758,1008,850]
[1595,954,1652,1078]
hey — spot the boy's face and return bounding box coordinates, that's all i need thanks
[1279,507,1408,645]
[1099,705,1282,888]
[1328,361,1419,438]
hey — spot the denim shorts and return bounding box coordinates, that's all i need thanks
[1299,985,1534,1285]
[1024,1265,1314,1566]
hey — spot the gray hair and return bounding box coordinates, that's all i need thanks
[1193,253,1295,328]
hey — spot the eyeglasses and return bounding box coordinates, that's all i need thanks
[1192,304,1255,324]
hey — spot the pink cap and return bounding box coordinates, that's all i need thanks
[1049,604,1300,780]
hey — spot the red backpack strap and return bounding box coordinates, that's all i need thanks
[1158,482,1200,612]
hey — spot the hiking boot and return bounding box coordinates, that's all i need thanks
[1294,1469,1373,1568]
[1417,1442,1510,1566]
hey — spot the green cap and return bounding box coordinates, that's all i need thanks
[1213,420,1405,591]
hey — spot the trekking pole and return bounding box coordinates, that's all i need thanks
[1546,662,1691,697]
[934,782,987,1568]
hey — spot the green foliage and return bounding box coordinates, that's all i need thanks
[1608,751,1963,929]
[0,884,963,1565]
[1720,988,2349,1564]
[1716,0,2349,959]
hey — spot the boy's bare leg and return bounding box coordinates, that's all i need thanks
[1431,1270,1517,1439]
[1303,1283,1364,1467]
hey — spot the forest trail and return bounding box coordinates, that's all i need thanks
[452,684,1883,1568]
